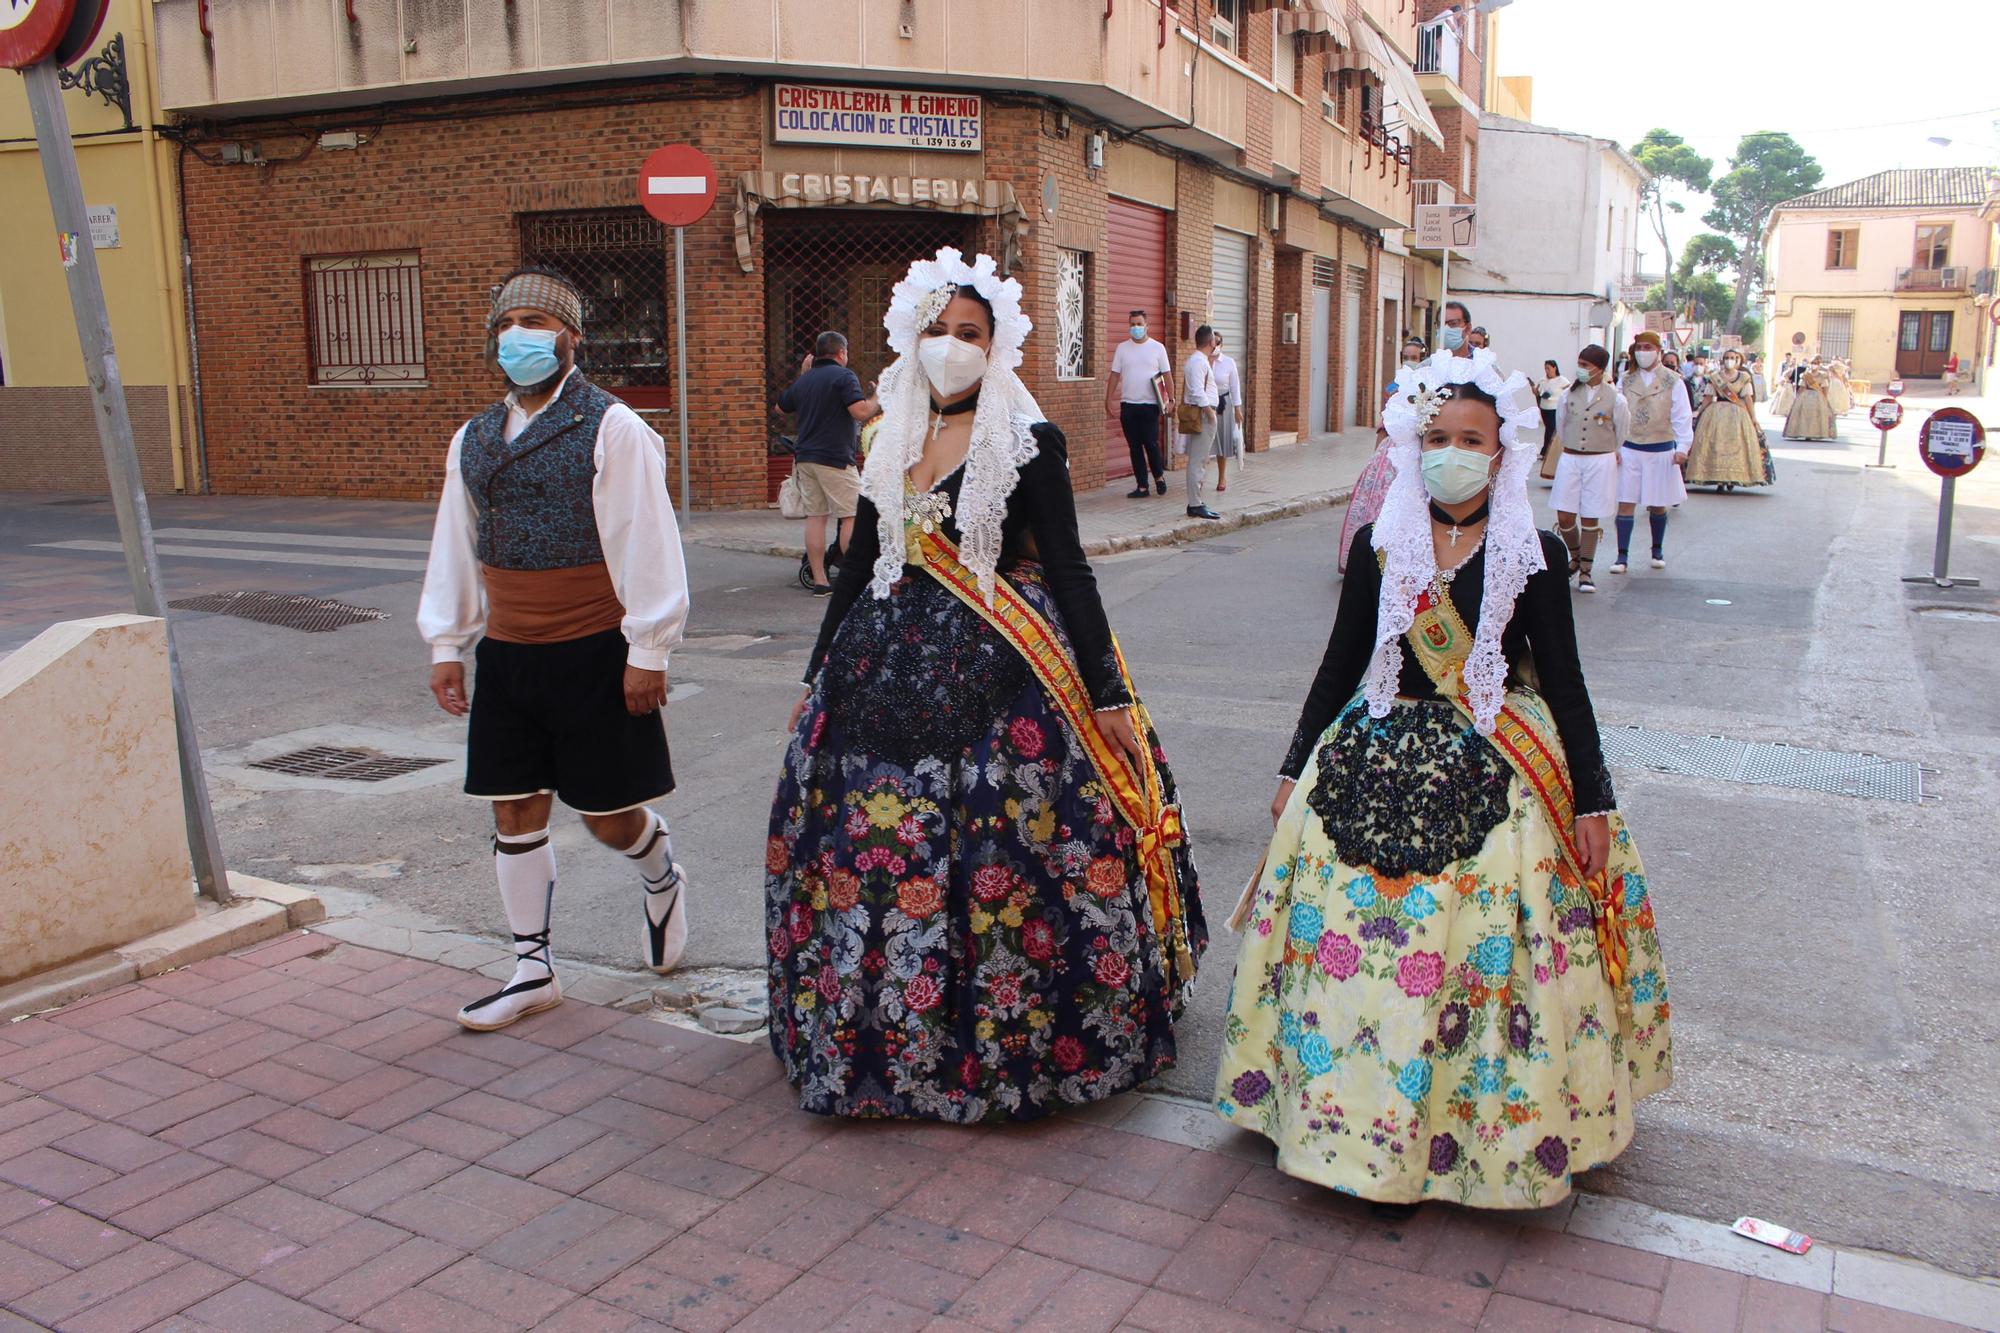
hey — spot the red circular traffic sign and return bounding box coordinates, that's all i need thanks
[0,0,76,69]
[1870,399,1903,431]
[638,145,718,228]
[52,0,109,65]
[1917,407,1985,479]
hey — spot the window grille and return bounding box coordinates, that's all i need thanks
[304,253,425,384]
[1817,310,1853,361]
[1312,255,1337,288]
[518,209,669,390]
[1056,249,1089,380]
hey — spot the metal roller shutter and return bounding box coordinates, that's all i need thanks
[1104,198,1170,478]
[1210,227,1252,358]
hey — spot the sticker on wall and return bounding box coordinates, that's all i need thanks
[58,230,80,268]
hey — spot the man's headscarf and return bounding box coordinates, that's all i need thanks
[488,271,583,333]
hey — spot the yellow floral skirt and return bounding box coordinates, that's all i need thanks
[1213,697,1673,1209]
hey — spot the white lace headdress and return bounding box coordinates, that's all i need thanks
[859,247,1044,602]
[1365,349,1546,733]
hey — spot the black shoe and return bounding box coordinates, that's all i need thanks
[1126,487,1150,499]
[1155,477,1168,495]
[809,582,833,597]
[1187,505,1222,520]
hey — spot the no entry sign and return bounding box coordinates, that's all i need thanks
[1869,399,1903,431]
[639,145,718,228]
[1917,407,1985,479]
[0,0,76,69]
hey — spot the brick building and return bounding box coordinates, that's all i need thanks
[144,0,1442,506]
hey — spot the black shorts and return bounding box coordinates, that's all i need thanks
[465,629,674,815]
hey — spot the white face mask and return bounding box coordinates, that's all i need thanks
[918,334,988,398]
[1635,349,1659,370]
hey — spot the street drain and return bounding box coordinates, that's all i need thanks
[1912,605,2000,623]
[247,746,446,783]
[1599,726,1922,803]
[169,590,389,633]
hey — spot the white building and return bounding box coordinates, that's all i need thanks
[1448,115,1651,375]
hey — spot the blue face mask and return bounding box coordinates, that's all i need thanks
[496,327,563,387]
[1440,325,1466,351]
[1130,325,1147,341]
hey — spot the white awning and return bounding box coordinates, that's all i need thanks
[1346,12,1445,148]
[1275,0,1352,56]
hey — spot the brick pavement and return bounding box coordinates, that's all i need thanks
[0,931,1979,1333]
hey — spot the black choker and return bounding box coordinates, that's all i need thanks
[1430,499,1490,529]
[930,392,980,416]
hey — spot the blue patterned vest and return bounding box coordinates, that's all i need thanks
[459,373,616,571]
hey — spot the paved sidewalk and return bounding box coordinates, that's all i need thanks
[685,429,1380,561]
[0,932,1989,1333]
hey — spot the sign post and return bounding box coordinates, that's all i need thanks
[638,144,719,523]
[1867,397,1902,468]
[1902,407,1985,589]
[1415,204,1476,344]
[12,11,230,903]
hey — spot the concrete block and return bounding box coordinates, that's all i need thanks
[226,872,328,927]
[116,899,291,978]
[0,955,141,1023]
[1832,1249,2000,1332]
[0,615,197,984]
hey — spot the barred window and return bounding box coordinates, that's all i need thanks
[304,253,426,385]
[1817,309,1853,361]
[1055,248,1089,380]
[519,209,669,390]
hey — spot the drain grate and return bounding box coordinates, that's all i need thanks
[247,746,446,783]
[1598,726,1922,803]
[169,590,388,633]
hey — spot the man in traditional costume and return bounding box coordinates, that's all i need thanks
[419,267,694,1032]
[1550,344,1626,593]
[1611,331,1691,574]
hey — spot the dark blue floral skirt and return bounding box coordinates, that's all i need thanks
[765,566,1205,1123]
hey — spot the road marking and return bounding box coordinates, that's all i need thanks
[37,540,427,572]
[151,528,431,553]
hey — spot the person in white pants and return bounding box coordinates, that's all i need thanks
[1550,344,1627,593]
[1613,331,1692,573]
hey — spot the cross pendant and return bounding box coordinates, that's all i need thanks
[1448,525,1462,546]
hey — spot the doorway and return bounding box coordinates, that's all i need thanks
[1896,310,1954,378]
[1308,286,1331,436]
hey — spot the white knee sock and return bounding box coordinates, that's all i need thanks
[494,828,555,987]
[623,809,680,927]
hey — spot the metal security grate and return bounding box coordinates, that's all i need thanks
[169,590,388,633]
[520,209,670,391]
[1598,725,1922,803]
[247,746,446,783]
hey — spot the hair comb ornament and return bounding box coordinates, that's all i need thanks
[1408,382,1455,431]
[915,284,959,329]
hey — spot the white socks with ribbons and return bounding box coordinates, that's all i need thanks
[626,809,689,974]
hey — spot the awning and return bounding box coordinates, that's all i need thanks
[1275,0,1351,56]
[1344,12,1445,147]
[732,172,1030,274]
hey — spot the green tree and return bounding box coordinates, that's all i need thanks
[1703,132,1824,334]
[1738,313,1764,349]
[1644,272,1732,324]
[1675,233,1739,284]
[1631,129,1714,312]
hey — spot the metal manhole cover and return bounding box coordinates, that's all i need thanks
[247,746,446,783]
[1913,605,2000,623]
[1598,725,1922,803]
[169,590,388,632]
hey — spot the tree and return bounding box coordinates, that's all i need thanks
[1643,272,1732,325]
[1738,314,1764,349]
[1675,233,1738,284]
[1704,132,1823,334]
[1631,129,1714,313]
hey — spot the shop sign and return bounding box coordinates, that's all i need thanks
[772,171,989,207]
[773,83,981,153]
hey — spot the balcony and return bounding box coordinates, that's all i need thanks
[1320,119,1412,232]
[1413,179,1456,208]
[1895,266,1968,292]
[1272,92,1304,181]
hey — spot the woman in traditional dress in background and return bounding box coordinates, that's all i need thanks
[767,248,1205,1123]
[1769,353,1797,416]
[1212,353,1673,1208]
[1684,348,1774,491]
[1825,359,1853,415]
[1339,339,1427,574]
[1782,358,1837,441]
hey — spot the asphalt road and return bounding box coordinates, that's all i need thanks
[5,390,1998,1276]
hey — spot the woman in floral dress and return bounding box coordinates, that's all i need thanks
[767,249,1205,1123]
[1213,352,1672,1208]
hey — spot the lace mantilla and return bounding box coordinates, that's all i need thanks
[860,248,1043,604]
[1368,350,1546,734]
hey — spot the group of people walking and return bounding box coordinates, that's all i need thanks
[418,251,1672,1215]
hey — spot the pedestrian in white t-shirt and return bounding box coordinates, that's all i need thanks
[1106,310,1174,498]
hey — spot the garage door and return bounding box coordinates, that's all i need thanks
[1210,227,1252,364]
[1104,198,1170,479]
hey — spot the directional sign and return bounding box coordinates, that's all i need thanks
[1918,407,1985,479]
[638,144,718,228]
[0,0,76,69]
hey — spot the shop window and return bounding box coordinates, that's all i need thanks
[1914,224,1950,270]
[1056,248,1089,380]
[1817,310,1853,361]
[519,209,669,391]
[1825,228,1857,270]
[304,253,426,385]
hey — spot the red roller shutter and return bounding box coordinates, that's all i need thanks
[1104,198,1170,479]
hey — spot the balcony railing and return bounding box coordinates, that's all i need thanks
[1895,266,1967,291]
[1415,19,1460,79]
[1414,179,1456,208]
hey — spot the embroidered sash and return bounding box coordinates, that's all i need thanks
[1401,580,1631,989]
[912,529,1197,995]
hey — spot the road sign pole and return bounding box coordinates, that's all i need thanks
[1871,425,1894,468]
[675,225,690,523]
[22,59,230,903]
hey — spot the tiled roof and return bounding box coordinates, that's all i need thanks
[1775,167,1996,212]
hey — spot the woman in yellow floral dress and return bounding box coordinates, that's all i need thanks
[1213,351,1673,1209]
